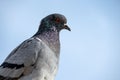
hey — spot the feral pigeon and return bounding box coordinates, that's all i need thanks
[0,13,71,80]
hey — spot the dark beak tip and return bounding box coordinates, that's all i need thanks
[67,27,71,31]
[64,25,71,31]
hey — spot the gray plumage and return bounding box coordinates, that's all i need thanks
[0,13,71,80]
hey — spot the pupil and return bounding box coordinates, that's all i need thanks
[56,18,60,22]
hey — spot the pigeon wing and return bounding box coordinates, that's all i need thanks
[0,38,42,79]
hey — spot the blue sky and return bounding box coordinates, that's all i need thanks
[0,0,120,80]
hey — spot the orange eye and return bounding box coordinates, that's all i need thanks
[55,18,60,23]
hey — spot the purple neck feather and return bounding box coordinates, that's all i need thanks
[34,30,60,57]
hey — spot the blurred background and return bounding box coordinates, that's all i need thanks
[0,0,120,80]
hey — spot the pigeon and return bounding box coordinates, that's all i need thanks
[0,13,71,80]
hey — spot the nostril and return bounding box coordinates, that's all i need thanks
[44,76,47,80]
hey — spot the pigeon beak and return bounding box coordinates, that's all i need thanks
[63,24,71,31]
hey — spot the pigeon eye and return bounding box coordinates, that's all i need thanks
[55,18,60,23]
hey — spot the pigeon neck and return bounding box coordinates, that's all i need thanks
[35,30,60,58]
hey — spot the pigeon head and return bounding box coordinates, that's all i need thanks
[33,13,70,54]
[38,13,71,33]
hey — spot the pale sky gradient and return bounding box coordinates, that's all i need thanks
[0,0,120,80]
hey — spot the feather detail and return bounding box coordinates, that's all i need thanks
[0,38,42,79]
